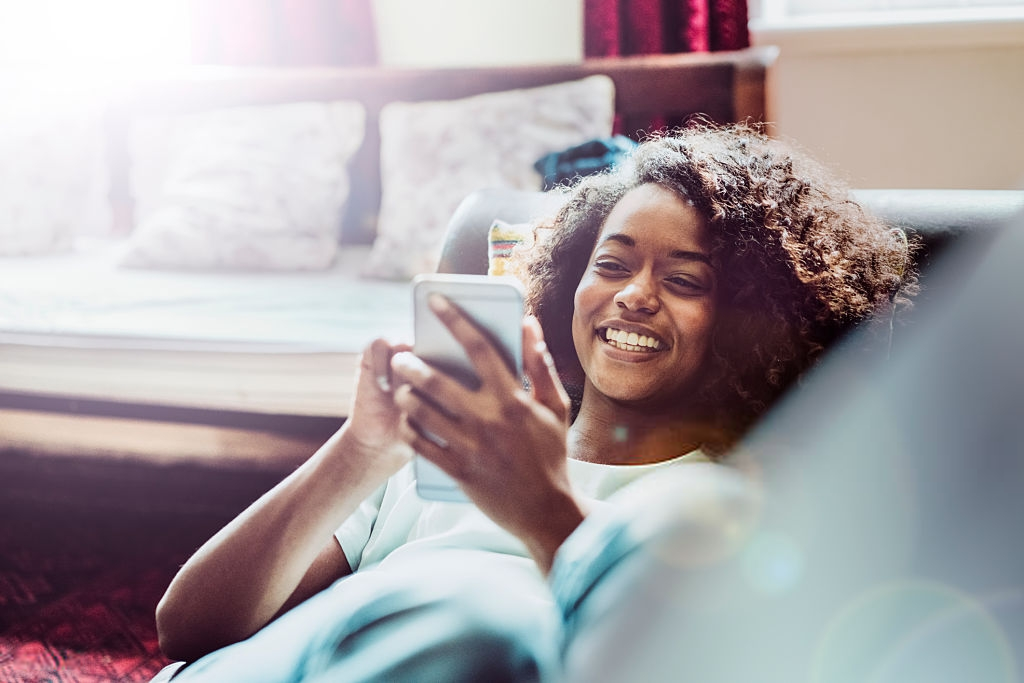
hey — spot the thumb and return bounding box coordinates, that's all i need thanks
[523,316,570,424]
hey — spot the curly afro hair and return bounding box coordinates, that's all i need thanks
[523,122,918,452]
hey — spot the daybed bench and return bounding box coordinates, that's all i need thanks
[0,47,778,468]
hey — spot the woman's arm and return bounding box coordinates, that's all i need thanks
[391,302,588,574]
[155,339,413,663]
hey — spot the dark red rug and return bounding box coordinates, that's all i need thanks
[0,450,289,683]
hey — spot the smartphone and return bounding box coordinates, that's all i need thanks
[411,274,525,502]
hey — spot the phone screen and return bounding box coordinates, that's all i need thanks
[411,274,524,502]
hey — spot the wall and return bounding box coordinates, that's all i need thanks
[372,0,583,67]
[752,15,1024,190]
[370,3,1024,190]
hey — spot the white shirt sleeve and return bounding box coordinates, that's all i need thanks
[334,480,388,572]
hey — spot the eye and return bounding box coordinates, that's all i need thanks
[666,275,707,293]
[593,259,628,276]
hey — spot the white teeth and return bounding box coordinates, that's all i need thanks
[603,328,661,351]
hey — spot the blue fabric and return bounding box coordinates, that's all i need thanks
[162,498,728,682]
[533,135,638,191]
[162,468,756,682]
[549,465,761,682]
[168,557,560,683]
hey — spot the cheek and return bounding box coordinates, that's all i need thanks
[571,281,591,350]
[697,317,718,362]
[677,302,718,357]
[573,271,593,306]
[573,270,608,314]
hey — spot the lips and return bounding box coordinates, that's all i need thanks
[600,326,664,352]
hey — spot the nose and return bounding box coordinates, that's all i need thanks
[613,274,660,314]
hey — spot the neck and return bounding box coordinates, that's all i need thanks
[567,392,707,466]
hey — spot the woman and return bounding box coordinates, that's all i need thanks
[153,123,915,681]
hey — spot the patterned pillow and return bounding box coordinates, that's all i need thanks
[364,76,615,280]
[121,101,365,270]
[0,100,110,255]
[487,219,533,278]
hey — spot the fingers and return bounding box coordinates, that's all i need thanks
[522,317,571,424]
[390,358,476,477]
[426,294,520,389]
[391,350,462,402]
[397,412,465,480]
[390,351,466,428]
[367,338,394,392]
[362,338,412,394]
[390,315,569,459]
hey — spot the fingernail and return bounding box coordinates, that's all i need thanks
[534,342,556,368]
[392,351,428,375]
[427,293,449,313]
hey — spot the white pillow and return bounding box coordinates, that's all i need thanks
[121,100,365,270]
[0,100,110,255]
[364,75,615,280]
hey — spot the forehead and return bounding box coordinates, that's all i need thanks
[597,184,710,252]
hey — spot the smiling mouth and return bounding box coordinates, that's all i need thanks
[601,327,663,352]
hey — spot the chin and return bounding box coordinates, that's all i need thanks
[591,372,700,410]
[593,382,671,407]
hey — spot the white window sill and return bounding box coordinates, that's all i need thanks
[751,7,1024,54]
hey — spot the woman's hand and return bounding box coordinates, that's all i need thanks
[390,296,586,572]
[342,337,416,481]
[157,337,416,662]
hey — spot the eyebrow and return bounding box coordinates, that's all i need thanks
[599,233,714,267]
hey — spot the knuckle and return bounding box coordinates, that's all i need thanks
[416,372,443,395]
[445,457,468,479]
[392,384,413,408]
[398,415,418,442]
[460,333,491,357]
[501,394,531,424]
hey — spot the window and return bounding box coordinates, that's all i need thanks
[0,0,190,69]
[751,0,1024,24]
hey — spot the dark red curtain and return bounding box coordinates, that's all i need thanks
[585,0,749,57]
[188,0,377,66]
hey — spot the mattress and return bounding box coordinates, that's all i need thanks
[0,240,413,419]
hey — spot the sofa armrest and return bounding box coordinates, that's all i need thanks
[436,188,568,276]
[439,186,1024,278]
[852,188,1024,269]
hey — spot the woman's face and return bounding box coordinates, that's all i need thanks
[571,183,718,408]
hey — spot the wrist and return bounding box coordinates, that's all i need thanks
[523,491,588,575]
[308,424,399,498]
